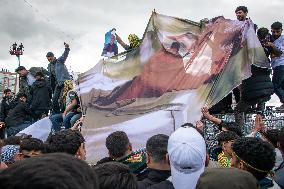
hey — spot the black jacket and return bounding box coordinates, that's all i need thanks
[5,101,32,128]
[138,169,171,189]
[30,79,52,111]
[0,97,16,122]
[147,180,174,189]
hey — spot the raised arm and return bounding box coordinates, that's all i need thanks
[57,42,70,64]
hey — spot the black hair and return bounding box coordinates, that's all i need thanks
[257,27,269,39]
[46,129,85,155]
[146,134,169,163]
[235,6,248,13]
[106,131,130,159]
[262,129,280,148]
[217,131,239,145]
[35,72,44,78]
[4,88,11,94]
[15,66,26,73]
[20,137,45,152]
[4,136,22,145]
[219,122,243,137]
[93,161,137,189]
[17,92,27,99]
[271,22,282,30]
[181,122,204,137]
[278,127,284,152]
[232,137,275,180]
[0,153,99,189]
[170,41,180,50]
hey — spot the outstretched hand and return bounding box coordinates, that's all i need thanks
[254,114,265,133]
[201,106,211,119]
[64,42,69,48]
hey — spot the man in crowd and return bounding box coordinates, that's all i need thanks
[93,162,138,189]
[15,66,49,103]
[46,42,71,114]
[0,89,16,139]
[46,129,86,160]
[231,137,280,188]
[138,134,170,189]
[235,6,248,21]
[216,131,239,168]
[98,131,147,179]
[30,72,52,120]
[19,137,44,159]
[5,93,32,137]
[270,22,284,110]
[196,168,259,189]
[163,124,206,189]
[0,153,99,189]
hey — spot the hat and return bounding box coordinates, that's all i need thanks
[196,168,259,189]
[46,52,54,57]
[168,126,206,189]
[1,145,20,163]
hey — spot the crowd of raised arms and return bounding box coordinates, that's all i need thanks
[1,5,284,189]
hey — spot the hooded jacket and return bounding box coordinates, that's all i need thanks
[30,79,52,111]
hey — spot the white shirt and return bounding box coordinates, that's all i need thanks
[271,35,284,68]
[27,73,36,86]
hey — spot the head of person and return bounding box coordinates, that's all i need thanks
[15,66,28,77]
[262,129,280,148]
[235,6,248,21]
[146,134,170,170]
[46,51,55,62]
[168,123,206,189]
[35,72,45,81]
[231,137,275,180]
[17,93,27,103]
[3,136,23,145]
[169,41,180,55]
[220,122,242,137]
[271,21,283,39]
[105,131,132,160]
[196,168,259,189]
[93,161,137,189]
[217,131,239,157]
[0,153,99,189]
[0,145,20,166]
[278,127,284,154]
[3,89,12,99]
[46,130,86,160]
[19,137,45,159]
[257,27,271,43]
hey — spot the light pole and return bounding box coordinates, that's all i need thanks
[9,42,24,67]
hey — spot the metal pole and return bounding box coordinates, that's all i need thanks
[17,56,21,66]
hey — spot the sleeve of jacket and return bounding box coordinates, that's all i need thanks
[57,48,70,64]
[0,101,5,122]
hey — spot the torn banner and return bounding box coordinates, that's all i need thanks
[77,12,268,163]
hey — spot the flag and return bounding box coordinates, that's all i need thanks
[77,12,268,163]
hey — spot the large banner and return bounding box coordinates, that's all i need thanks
[76,12,268,163]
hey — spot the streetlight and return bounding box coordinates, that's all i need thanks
[9,42,24,66]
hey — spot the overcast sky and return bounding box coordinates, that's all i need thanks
[1,0,284,74]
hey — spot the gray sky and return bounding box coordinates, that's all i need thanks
[1,0,284,74]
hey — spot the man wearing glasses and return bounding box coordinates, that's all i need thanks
[268,22,284,110]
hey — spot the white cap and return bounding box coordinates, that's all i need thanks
[168,126,206,189]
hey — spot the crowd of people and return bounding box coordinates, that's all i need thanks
[0,5,284,189]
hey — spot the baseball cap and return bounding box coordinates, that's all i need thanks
[168,126,206,189]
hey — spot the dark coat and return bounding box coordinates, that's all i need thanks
[30,79,52,111]
[147,180,174,189]
[0,97,16,122]
[138,169,171,189]
[241,65,274,103]
[5,101,31,128]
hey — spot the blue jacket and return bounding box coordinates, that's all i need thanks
[55,48,70,85]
